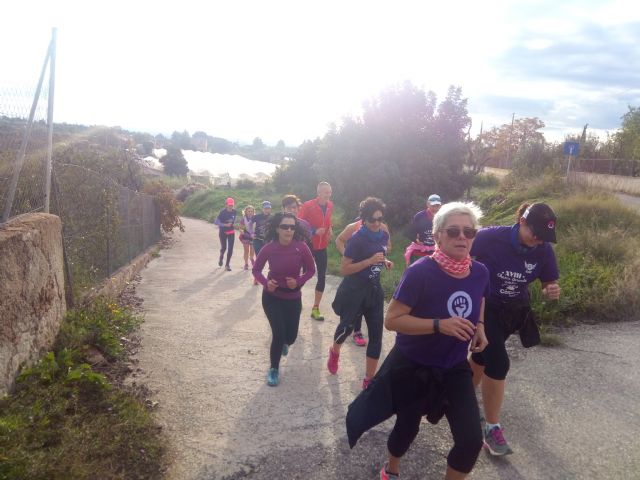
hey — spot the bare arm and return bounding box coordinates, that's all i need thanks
[384,298,476,341]
[340,253,384,276]
[335,222,358,255]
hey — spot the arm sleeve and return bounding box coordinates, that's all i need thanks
[539,245,560,282]
[214,209,224,227]
[251,243,270,287]
[296,242,317,285]
[392,265,424,309]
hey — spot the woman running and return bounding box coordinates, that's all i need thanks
[470,202,560,456]
[346,201,489,480]
[214,197,237,271]
[252,212,316,386]
[239,205,256,270]
[328,197,393,390]
[335,210,392,347]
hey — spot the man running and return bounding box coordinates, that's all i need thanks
[404,193,441,266]
[299,182,333,321]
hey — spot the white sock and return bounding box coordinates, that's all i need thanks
[485,422,501,432]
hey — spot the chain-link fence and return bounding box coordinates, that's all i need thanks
[51,163,161,302]
[563,156,640,177]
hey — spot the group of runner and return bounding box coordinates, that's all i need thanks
[213,182,560,480]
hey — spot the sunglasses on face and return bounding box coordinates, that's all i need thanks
[366,216,384,224]
[278,224,296,231]
[443,227,477,239]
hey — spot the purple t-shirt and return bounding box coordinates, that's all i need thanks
[252,240,316,299]
[470,226,559,302]
[344,229,389,283]
[394,258,490,369]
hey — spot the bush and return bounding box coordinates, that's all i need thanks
[142,180,185,233]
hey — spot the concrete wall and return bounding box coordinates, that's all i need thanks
[0,213,66,395]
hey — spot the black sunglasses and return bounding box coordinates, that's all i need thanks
[443,227,477,239]
[366,216,384,224]
[278,224,296,231]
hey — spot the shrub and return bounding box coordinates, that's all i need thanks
[142,180,185,233]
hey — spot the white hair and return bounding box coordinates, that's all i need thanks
[433,202,483,232]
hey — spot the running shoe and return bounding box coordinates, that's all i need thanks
[266,368,279,386]
[362,377,371,390]
[225,265,232,271]
[282,343,289,357]
[483,425,514,456]
[353,331,367,346]
[379,463,399,480]
[244,264,249,270]
[218,256,223,267]
[310,307,325,321]
[327,346,339,374]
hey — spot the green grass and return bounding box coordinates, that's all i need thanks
[0,299,165,480]
[181,186,282,222]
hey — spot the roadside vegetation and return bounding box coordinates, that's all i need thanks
[0,299,166,480]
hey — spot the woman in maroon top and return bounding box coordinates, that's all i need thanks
[252,212,316,386]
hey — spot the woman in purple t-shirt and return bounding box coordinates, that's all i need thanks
[469,202,560,456]
[252,212,316,387]
[327,197,393,390]
[346,202,489,480]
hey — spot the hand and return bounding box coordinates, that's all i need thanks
[416,239,424,245]
[542,283,560,300]
[267,279,278,292]
[385,260,394,270]
[316,227,326,236]
[439,316,476,342]
[470,325,488,353]
[285,277,298,289]
[368,252,385,266]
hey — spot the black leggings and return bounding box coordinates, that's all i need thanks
[333,281,384,359]
[387,356,483,473]
[312,248,327,293]
[262,292,302,369]
[219,230,235,265]
[470,302,529,380]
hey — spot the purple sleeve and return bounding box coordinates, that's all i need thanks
[539,245,559,283]
[392,265,425,308]
[343,235,360,259]
[251,243,270,287]
[296,242,316,285]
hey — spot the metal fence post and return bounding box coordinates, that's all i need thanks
[44,28,57,213]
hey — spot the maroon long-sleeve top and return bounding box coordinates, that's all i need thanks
[252,240,316,300]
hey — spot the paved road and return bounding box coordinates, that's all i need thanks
[135,217,640,480]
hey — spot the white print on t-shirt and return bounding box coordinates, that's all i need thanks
[497,270,528,297]
[447,291,473,318]
[524,261,537,274]
[369,263,383,279]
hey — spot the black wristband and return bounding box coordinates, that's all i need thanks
[433,318,440,334]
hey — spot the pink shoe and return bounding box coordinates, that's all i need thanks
[353,331,367,347]
[380,463,399,479]
[327,346,339,375]
[362,377,371,390]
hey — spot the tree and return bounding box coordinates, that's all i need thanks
[480,117,546,169]
[252,137,265,149]
[159,146,189,176]
[616,106,640,159]
[171,130,192,150]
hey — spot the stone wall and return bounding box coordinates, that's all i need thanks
[0,213,66,395]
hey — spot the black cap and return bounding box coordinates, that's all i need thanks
[522,203,557,243]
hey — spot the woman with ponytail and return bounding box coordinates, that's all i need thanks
[346,202,489,480]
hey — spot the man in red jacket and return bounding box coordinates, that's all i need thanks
[299,182,334,321]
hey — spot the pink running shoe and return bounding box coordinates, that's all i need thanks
[353,331,367,347]
[362,377,371,390]
[327,346,340,374]
[379,463,399,480]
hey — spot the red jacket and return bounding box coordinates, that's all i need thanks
[299,198,333,250]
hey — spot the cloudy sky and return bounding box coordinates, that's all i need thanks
[2,0,639,145]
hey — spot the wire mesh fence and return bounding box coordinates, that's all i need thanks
[51,163,161,302]
[0,88,50,221]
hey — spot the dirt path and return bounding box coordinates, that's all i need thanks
[135,217,640,480]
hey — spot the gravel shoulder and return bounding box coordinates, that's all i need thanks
[135,217,640,480]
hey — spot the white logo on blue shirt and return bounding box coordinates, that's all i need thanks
[524,261,537,274]
[447,291,473,318]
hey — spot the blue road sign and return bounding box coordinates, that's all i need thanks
[564,141,580,156]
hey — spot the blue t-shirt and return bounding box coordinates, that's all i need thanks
[412,210,435,246]
[215,208,237,233]
[344,228,389,283]
[470,225,559,302]
[394,258,490,369]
